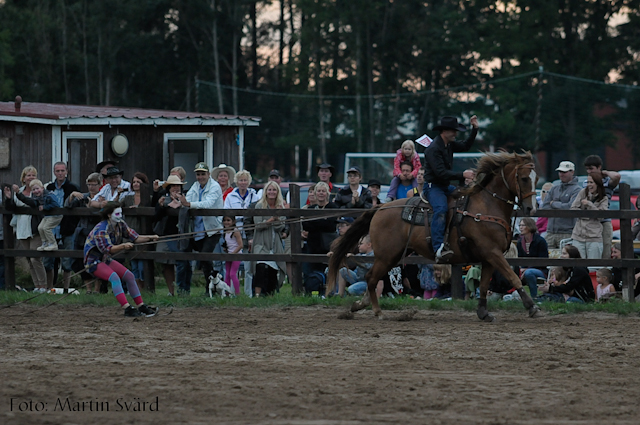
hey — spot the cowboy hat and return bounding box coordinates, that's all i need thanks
[211,163,237,182]
[315,162,335,174]
[433,116,467,132]
[102,166,124,178]
[162,174,188,189]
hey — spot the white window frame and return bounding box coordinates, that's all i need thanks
[163,132,213,178]
[58,130,104,168]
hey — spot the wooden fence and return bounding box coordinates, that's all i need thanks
[1,184,639,300]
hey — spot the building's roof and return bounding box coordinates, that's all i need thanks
[0,100,261,127]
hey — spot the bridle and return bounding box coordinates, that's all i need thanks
[489,162,537,210]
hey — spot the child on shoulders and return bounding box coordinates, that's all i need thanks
[393,140,422,179]
[13,179,62,251]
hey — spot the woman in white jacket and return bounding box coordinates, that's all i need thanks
[223,170,259,295]
[570,171,608,259]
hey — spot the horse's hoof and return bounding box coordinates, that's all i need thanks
[351,301,364,312]
[529,305,543,318]
[482,313,495,322]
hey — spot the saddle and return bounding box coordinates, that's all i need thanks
[400,195,433,226]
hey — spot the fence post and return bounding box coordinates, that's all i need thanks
[289,185,303,295]
[451,265,464,299]
[618,183,635,302]
[3,211,15,290]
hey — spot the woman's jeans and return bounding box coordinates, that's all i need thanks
[521,268,546,298]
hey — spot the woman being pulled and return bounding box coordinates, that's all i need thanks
[84,201,160,317]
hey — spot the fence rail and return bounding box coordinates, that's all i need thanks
[1,184,638,300]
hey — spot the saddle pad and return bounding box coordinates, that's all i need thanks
[400,196,432,226]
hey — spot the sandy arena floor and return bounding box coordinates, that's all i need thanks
[1,305,640,425]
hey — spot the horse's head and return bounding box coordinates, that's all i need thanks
[503,155,538,216]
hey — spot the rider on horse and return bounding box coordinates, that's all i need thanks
[423,115,479,262]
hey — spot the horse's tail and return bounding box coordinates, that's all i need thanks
[326,208,377,295]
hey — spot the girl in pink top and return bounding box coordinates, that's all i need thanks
[393,140,422,179]
[595,268,616,302]
[222,215,243,295]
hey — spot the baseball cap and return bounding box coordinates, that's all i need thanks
[269,169,281,178]
[337,216,355,224]
[346,166,361,175]
[555,161,575,172]
[367,179,382,188]
[194,162,209,172]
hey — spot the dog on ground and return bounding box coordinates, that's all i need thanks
[207,274,233,298]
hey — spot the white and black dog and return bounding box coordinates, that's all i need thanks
[207,274,233,298]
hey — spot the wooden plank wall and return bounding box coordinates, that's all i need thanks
[0,123,53,186]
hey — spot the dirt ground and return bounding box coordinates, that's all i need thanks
[2,305,640,425]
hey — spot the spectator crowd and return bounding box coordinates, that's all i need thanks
[1,148,639,305]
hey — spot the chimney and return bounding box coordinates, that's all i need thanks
[15,95,22,112]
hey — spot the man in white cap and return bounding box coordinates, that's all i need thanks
[540,160,582,248]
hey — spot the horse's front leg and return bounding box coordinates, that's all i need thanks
[487,252,542,318]
[477,262,495,322]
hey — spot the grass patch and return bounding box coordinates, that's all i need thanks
[2,282,639,316]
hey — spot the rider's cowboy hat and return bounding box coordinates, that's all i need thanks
[433,116,467,132]
[162,175,188,189]
[211,163,236,182]
[102,166,124,178]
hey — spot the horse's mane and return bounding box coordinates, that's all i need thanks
[461,150,535,196]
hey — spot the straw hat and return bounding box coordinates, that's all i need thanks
[211,163,237,182]
[162,174,188,189]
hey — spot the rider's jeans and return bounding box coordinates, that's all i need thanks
[423,183,456,252]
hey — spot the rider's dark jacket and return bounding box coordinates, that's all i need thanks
[423,128,478,187]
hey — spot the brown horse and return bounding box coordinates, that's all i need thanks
[327,151,541,321]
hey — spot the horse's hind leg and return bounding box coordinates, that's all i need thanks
[351,290,371,312]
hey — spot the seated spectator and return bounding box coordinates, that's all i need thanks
[153,175,190,296]
[464,264,481,300]
[610,242,640,298]
[516,217,549,298]
[90,167,133,207]
[344,235,383,297]
[386,161,417,202]
[536,266,568,302]
[488,242,520,300]
[570,171,608,259]
[596,268,616,302]
[367,179,383,207]
[419,264,451,300]
[66,172,104,293]
[632,196,640,241]
[334,166,373,209]
[538,245,595,303]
